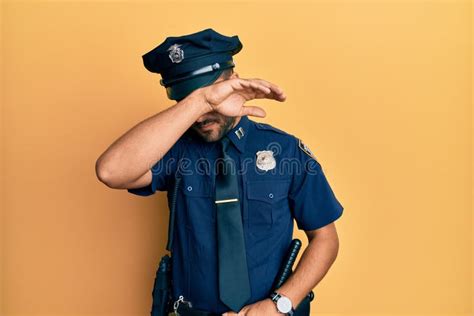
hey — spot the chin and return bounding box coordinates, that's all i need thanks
[198,130,222,142]
[192,115,235,142]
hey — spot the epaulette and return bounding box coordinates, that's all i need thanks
[297,138,318,161]
[254,122,289,135]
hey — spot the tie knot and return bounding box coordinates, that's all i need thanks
[220,136,231,153]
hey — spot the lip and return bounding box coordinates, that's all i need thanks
[198,121,217,131]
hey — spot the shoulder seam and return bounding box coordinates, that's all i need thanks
[254,122,291,136]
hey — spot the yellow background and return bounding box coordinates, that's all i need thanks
[1,1,472,315]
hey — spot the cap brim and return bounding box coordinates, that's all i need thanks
[167,69,224,101]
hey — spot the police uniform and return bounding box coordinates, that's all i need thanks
[129,28,344,315]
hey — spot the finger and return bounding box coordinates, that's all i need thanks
[235,79,284,101]
[254,80,286,101]
[234,79,271,95]
[274,90,287,102]
[248,78,273,91]
[234,78,252,89]
[248,78,285,99]
[242,79,284,102]
[248,81,271,95]
[240,105,266,118]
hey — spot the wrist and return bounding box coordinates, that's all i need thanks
[181,88,213,116]
[270,291,294,315]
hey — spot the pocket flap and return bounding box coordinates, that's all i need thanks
[181,177,212,197]
[246,179,290,203]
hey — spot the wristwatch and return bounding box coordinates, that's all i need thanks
[270,291,295,315]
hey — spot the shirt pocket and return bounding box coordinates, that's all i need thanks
[246,179,291,238]
[180,176,215,232]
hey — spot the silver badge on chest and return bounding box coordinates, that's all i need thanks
[167,44,184,63]
[256,150,276,171]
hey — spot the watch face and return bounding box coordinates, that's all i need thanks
[276,296,292,313]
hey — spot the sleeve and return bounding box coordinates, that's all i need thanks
[127,139,182,196]
[288,137,344,231]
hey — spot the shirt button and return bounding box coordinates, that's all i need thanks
[268,193,274,199]
[187,186,193,191]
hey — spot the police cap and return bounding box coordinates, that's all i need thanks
[142,28,242,101]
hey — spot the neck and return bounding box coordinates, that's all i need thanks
[232,116,242,129]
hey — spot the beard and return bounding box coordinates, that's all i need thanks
[190,113,236,142]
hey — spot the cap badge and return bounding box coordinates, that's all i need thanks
[167,44,184,63]
[256,150,276,171]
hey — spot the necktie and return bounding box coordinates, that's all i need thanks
[215,137,251,312]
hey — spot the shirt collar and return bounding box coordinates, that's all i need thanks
[225,115,251,153]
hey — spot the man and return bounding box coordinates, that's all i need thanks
[95,28,344,316]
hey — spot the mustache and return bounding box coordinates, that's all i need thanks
[194,118,220,128]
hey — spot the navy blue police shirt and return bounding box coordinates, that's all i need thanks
[127,115,344,314]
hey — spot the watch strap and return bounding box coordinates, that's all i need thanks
[270,291,294,315]
[270,291,280,301]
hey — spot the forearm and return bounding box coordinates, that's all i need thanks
[95,93,209,187]
[276,233,339,308]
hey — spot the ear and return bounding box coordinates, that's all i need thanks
[232,72,239,79]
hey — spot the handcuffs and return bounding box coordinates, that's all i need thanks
[173,295,193,316]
